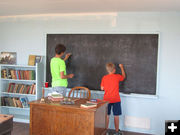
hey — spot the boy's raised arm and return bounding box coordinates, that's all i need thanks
[64,53,71,61]
[119,64,126,79]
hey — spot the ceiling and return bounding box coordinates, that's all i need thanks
[0,0,180,17]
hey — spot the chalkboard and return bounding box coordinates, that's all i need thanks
[46,34,159,95]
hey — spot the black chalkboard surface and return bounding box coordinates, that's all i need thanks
[46,34,158,95]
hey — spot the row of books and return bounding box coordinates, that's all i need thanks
[6,83,36,95]
[1,96,29,108]
[1,69,36,80]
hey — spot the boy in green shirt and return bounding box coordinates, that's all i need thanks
[50,44,74,96]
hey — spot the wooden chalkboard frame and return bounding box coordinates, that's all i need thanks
[46,33,160,96]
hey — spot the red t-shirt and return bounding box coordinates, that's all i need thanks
[101,74,124,103]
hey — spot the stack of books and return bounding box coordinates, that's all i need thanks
[48,92,63,101]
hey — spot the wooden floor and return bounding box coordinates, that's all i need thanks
[11,122,152,135]
[12,122,29,135]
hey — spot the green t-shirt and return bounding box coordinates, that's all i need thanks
[50,57,68,87]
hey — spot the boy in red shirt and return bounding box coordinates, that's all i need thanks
[101,63,126,135]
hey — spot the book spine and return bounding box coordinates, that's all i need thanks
[17,70,21,80]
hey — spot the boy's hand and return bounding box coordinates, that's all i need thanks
[64,53,72,61]
[119,64,123,68]
[68,74,74,78]
[119,64,126,79]
[101,86,104,91]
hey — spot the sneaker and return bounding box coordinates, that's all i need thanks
[106,131,110,135]
[114,129,123,135]
[113,132,119,135]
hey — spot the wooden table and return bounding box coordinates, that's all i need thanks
[29,98,108,135]
[0,114,13,135]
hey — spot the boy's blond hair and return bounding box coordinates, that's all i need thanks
[106,63,115,73]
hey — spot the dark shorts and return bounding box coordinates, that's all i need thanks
[107,102,122,116]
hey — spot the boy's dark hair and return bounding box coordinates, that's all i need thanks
[55,44,66,55]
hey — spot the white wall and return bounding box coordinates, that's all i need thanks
[0,12,180,135]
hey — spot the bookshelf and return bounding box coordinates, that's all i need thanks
[0,63,44,123]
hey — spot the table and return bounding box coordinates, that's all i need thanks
[0,114,13,135]
[29,98,108,135]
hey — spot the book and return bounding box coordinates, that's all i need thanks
[80,103,97,109]
[19,96,29,108]
[4,97,9,106]
[25,85,31,94]
[29,70,31,80]
[51,93,63,98]
[10,69,16,79]
[23,70,27,80]
[8,98,14,107]
[1,69,7,78]
[1,97,6,106]
[12,97,18,107]
[26,70,30,80]
[22,85,27,94]
[48,96,64,101]
[28,55,36,66]
[13,84,19,93]
[16,98,23,108]
[20,70,24,80]
[9,83,15,93]
[28,55,42,66]
[19,85,25,93]
[31,70,35,80]
[16,84,22,93]
[86,99,106,105]
[15,70,18,79]
[17,70,21,79]
[29,84,33,94]
[7,83,12,92]
[35,56,42,64]
[32,84,36,94]
[7,69,12,79]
